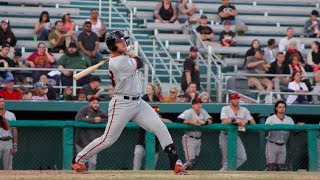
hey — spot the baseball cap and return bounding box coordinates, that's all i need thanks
[1,43,10,49]
[178,92,186,97]
[34,82,47,89]
[192,97,203,104]
[230,93,240,100]
[89,96,100,102]
[68,42,77,48]
[189,46,198,52]
[63,12,70,16]
[224,20,231,25]
[200,15,207,19]
[3,77,14,83]
[14,51,22,57]
[257,49,265,54]
[1,18,9,24]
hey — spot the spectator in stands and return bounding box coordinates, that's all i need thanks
[26,42,57,83]
[176,0,197,25]
[304,10,320,38]
[17,85,28,100]
[0,44,15,80]
[178,92,188,103]
[218,0,237,24]
[49,21,76,53]
[26,82,48,101]
[154,83,164,101]
[267,52,290,99]
[0,19,16,52]
[246,49,273,93]
[198,91,210,103]
[243,39,261,67]
[307,41,320,72]
[104,85,113,101]
[87,9,107,42]
[263,39,277,64]
[164,86,178,102]
[57,42,92,86]
[78,21,102,65]
[77,90,86,101]
[34,11,51,41]
[0,77,22,100]
[62,12,75,32]
[284,39,304,65]
[75,96,108,170]
[312,71,320,104]
[181,46,200,92]
[286,71,309,105]
[288,54,307,79]
[142,84,160,102]
[154,0,179,24]
[12,51,29,84]
[196,15,220,47]
[278,27,301,52]
[219,20,236,47]
[184,82,198,102]
[82,76,104,100]
[63,86,75,101]
[39,75,56,100]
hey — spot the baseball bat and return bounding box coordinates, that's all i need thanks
[73,59,109,81]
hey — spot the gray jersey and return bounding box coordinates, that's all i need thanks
[265,114,294,144]
[220,106,253,122]
[109,55,141,96]
[178,108,212,137]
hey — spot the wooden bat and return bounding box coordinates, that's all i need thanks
[73,59,109,81]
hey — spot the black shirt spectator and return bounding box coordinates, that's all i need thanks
[0,19,17,48]
[196,26,214,41]
[218,1,237,22]
[181,47,200,92]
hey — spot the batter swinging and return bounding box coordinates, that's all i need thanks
[72,30,187,175]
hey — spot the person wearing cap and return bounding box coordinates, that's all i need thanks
[75,96,108,170]
[58,42,92,86]
[87,9,107,42]
[0,18,17,51]
[176,97,212,170]
[12,51,30,84]
[246,49,273,98]
[0,77,22,100]
[219,20,236,48]
[304,10,320,38]
[196,15,220,47]
[34,11,52,41]
[181,47,200,92]
[26,82,48,101]
[62,12,75,32]
[48,20,76,53]
[176,0,197,25]
[0,43,15,81]
[218,0,238,24]
[81,76,104,101]
[78,21,103,65]
[219,93,255,171]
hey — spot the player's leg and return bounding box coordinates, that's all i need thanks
[1,141,12,170]
[277,145,287,171]
[133,144,145,170]
[88,154,97,170]
[182,135,197,170]
[265,141,277,171]
[219,132,228,171]
[132,100,186,174]
[236,136,247,169]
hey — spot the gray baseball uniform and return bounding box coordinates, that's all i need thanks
[75,54,174,165]
[219,105,253,170]
[265,114,294,165]
[178,108,212,169]
[0,110,16,170]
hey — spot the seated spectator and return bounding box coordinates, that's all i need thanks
[284,39,304,66]
[184,82,198,102]
[181,46,200,92]
[246,49,273,93]
[0,44,15,80]
[12,51,30,84]
[155,83,164,101]
[218,0,237,24]
[77,90,87,101]
[78,21,103,65]
[267,52,290,99]
[57,42,92,86]
[307,41,320,72]
[154,0,179,24]
[26,82,48,101]
[164,86,178,102]
[178,92,187,103]
[0,19,16,52]
[278,27,301,52]
[288,54,307,79]
[49,21,76,53]
[219,20,236,47]
[304,10,320,38]
[286,71,309,105]
[26,42,57,83]
[33,11,52,41]
[82,76,104,100]
[104,85,114,101]
[39,75,56,100]
[142,84,160,102]
[62,12,75,32]
[243,39,261,67]
[17,85,29,100]
[263,39,277,64]
[0,77,22,100]
[196,15,220,47]
[176,0,196,25]
[87,9,107,42]
[63,86,75,101]
[312,72,320,104]
[198,91,210,103]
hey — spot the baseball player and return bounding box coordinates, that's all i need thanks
[265,100,294,171]
[177,97,212,170]
[0,96,18,170]
[72,30,187,175]
[219,93,255,171]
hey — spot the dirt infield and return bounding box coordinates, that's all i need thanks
[0,170,319,180]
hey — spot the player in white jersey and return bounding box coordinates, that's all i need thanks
[177,97,212,170]
[219,93,255,171]
[265,100,294,171]
[71,30,187,175]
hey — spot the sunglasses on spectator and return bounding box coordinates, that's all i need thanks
[170,91,176,94]
[86,25,92,28]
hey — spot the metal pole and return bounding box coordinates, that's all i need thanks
[144,64,149,89]
[134,41,139,56]
[206,46,212,94]
[109,0,112,28]
[130,10,133,33]
[72,70,77,96]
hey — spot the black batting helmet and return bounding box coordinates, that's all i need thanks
[106,30,129,51]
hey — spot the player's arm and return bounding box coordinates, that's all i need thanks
[75,107,95,123]
[0,115,10,130]
[131,57,144,70]
[99,110,109,122]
